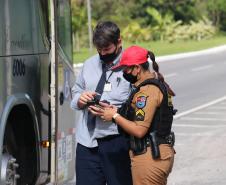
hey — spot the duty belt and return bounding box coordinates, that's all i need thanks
[146,132,175,147]
[130,132,175,156]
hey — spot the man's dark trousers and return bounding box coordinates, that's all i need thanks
[76,135,132,185]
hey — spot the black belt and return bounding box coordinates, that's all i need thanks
[147,136,166,145]
[97,134,120,142]
[129,132,175,157]
[146,132,175,146]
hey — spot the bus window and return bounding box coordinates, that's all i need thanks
[6,0,33,55]
[57,0,73,63]
[1,0,48,56]
[0,1,3,56]
[39,0,50,45]
[40,0,50,38]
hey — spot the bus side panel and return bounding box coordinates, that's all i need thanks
[56,58,75,183]
[0,0,51,184]
[0,0,3,58]
[55,0,76,183]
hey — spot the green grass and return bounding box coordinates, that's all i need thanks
[73,48,97,64]
[73,36,226,64]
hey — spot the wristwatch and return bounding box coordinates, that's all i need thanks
[112,113,120,123]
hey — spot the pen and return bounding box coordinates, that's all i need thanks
[117,77,121,87]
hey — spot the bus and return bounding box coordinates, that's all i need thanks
[0,0,76,184]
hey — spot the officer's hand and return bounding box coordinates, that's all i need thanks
[101,107,117,122]
[78,91,96,109]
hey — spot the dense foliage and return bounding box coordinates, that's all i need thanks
[71,0,226,49]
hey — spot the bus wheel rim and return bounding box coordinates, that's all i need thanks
[1,153,20,185]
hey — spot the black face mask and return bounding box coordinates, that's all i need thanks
[99,47,118,63]
[123,72,138,84]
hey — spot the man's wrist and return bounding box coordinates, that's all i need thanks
[77,101,86,109]
[112,113,120,123]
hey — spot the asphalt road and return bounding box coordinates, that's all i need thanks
[160,48,226,185]
[158,49,226,113]
[168,98,226,185]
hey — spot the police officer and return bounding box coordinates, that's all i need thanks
[71,21,132,185]
[100,46,176,185]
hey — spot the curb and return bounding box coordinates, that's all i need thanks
[73,45,226,68]
[157,44,226,63]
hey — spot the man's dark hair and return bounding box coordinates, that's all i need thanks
[93,21,120,49]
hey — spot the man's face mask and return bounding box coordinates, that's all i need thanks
[123,67,138,84]
[99,46,118,63]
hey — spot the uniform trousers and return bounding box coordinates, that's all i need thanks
[76,135,132,185]
[130,145,174,185]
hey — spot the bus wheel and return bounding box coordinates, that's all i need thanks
[1,153,20,185]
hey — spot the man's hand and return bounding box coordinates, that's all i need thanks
[99,101,112,108]
[88,103,117,122]
[78,91,96,109]
[88,105,104,117]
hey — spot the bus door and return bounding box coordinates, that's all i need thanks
[50,0,75,184]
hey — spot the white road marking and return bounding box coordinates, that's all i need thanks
[173,123,226,128]
[180,117,226,122]
[164,73,177,78]
[175,133,226,137]
[191,64,213,72]
[194,111,225,115]
[207,106,226,110]
[174,143,185,146]
[174,96,226,119]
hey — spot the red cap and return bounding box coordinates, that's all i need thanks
[112,46,148,70]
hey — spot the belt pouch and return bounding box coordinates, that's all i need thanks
[130,136,147,155]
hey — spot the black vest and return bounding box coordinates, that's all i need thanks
[118,78,175,137]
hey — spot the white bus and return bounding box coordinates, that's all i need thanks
[0,0,76,184]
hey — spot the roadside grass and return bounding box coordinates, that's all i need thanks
[73,36,226,64]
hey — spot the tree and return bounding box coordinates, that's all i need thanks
[71,0,87,51]
[91,0,137,28]
[122,22,152,42]
[146,7,174,41]
[132,0,199,25]
[205,0,226,30]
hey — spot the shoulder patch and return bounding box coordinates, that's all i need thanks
[168,94,173,107]
[136,94,148,109]
[135,109,145,121]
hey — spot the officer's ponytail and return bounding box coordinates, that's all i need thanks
[148,51,176,96]
[147,51,159,73]
[147,51,165,83]
[140,50,159,72]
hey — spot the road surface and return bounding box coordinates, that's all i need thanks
[160,47,226,185]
